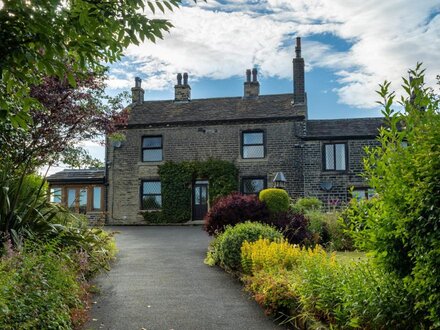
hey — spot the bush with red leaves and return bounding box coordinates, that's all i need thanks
[268,212,312,245]
[203,193,270,236]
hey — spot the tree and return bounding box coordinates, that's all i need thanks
[347,64,440,326]
[0,70,129,173]
[0,0,180,125]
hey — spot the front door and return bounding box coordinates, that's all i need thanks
[193,182,208,220]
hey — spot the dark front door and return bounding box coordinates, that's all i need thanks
[193,182,208,220]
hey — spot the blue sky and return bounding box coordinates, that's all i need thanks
[105,0,440,120]
[47,0,440,172]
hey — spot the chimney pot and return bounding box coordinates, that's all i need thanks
[135,76,142,88]
[252,68,258,82]
[246,69,251,82]
[243,68,260,98]
[175,72,191,102]
[295,37,301,58]
[131,77,144,105]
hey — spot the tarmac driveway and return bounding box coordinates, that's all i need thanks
[85,226,285,330]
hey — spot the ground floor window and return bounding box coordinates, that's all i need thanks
[141,180,162,210]
[241,177,266,195]
[50,187,62,203]
[49,185,104,213]
[351,187,375,200]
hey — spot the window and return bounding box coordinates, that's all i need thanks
[67,188,77,211]
[50,187,62,203]
[142,136,163,162]
[55,185,103,213]
[141,181,162,209]
[79,188,87,214]
[242,131,265,159]
[351,187,375,200]
[323,143,347,171]
[241,177,266,195]
[93,186,102,210]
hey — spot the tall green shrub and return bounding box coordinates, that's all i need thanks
[259,188,289,214]
[346,65,440,325]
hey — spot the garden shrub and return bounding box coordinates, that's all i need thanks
[203,193,269,236]
[241,238,301,274]
[0,242,81,329]
[242,238,420,329]
[324,212,354,251]
[268,211,312,245]
[204,234,224,266]
[0,230,117,329]
[258,188,289,214]
[243,270,298,316]
[344,67,440,325]
[141,210,165,224]
[291,197,323,213]
[305,210,331,246]
[217,222,282,271]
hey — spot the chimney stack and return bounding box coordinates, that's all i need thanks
[131,77,144,105]
[244,68,260,98]
[174,72,191,102]
[293,37,306,105]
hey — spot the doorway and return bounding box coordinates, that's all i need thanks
[193,181,209,220]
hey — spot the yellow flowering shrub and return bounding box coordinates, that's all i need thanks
[241,238,301,274]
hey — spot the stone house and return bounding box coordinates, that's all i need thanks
[105,37,383,224]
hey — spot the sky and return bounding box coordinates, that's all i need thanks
[51,0,440,173]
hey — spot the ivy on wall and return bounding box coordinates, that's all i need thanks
[143,159,238,223]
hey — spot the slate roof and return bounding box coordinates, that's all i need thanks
[46,169,105,184]
[128,94,304,126]
[304,117,384,139]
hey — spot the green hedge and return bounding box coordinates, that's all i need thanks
[158,159,238,223]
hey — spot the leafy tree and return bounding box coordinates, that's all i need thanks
[0,70,128,173]
[347,64,440,326]
[0,0,180,125]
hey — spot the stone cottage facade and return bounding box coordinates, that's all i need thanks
[104,37,383,224]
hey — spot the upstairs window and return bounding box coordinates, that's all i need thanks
[241,177,266,195]
[242,131,265,159]
[142,136,163,162]
[141,181,162,210]
[323,143,347,171]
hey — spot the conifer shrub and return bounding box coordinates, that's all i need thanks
[259,188,290,213]
[217,222,282,271]
[203,193,270,236]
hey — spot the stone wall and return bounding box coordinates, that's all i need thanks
[302,138,379,208]
[107,119,305,224]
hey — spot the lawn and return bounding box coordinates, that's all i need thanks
[334,251,366,263]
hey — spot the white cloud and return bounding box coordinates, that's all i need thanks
[107,0,440,109]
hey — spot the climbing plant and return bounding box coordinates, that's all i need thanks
[148,159,238,223]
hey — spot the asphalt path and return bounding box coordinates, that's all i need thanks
[84,226,285,330]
